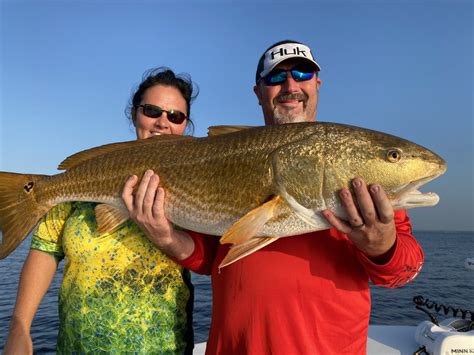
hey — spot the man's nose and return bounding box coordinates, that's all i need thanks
[281,74,299,92]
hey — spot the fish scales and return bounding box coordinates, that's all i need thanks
[0,122,447,263]
[21,124,315,234]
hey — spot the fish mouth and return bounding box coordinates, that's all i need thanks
[391,174,442,209]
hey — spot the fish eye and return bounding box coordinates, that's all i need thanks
[387,148,402,163]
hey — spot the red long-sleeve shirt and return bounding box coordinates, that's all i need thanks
[177,210,423,354]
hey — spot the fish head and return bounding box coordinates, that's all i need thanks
[270,123,447,213]
[339,127,447,209]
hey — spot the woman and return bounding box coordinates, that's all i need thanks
[4,67,198,354]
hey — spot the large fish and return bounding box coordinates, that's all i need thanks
[0,122,446,267]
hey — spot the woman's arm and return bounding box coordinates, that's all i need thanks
[4,249,58,355]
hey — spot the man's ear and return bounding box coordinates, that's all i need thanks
[253,85,262,106]
[316,77,322,91]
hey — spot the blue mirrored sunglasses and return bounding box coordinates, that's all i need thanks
[262,67,315,86]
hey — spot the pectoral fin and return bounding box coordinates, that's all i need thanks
[219,196,283,245]
[95,204,130,234]
[282,193,331,230]
[219,236,279,269]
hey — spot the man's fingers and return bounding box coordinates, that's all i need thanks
[352,178,377,225]
[322,209,352,235]
[369,184,394,224]
[339,188,364,228]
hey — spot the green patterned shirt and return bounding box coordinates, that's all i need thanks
[31,202,193,354]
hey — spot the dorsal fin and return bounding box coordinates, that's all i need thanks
[58,135,193,170]
[207,125,255,137]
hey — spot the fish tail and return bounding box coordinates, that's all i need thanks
[0,172,51,259]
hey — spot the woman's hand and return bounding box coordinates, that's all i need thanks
[122,169,195,260]
[4,322,33,355]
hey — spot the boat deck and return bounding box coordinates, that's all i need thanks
[193,325,418,354]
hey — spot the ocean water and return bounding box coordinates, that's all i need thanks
[1,231,473,352]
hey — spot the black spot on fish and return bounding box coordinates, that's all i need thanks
[24,182,34,193]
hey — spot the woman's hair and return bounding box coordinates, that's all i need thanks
[126,67,199,134]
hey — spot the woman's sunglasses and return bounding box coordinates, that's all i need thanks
[135,104,188,124]
[262,66,315,86]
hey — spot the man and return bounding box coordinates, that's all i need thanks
[122,40,424,354]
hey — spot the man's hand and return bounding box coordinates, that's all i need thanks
[122,169,194,260]
[322,177,397,263]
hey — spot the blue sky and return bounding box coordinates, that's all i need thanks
[1,0,472,231]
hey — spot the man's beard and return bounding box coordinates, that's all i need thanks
[273,107,308,124]
[272,92,308,124]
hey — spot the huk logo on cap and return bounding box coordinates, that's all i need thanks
[269,46,309,60]
[260,42,320,78]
